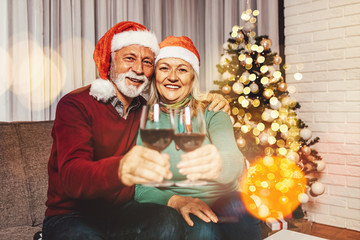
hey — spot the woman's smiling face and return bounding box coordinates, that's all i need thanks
[155,58,194,104]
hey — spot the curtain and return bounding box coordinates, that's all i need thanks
[0,0,279,121]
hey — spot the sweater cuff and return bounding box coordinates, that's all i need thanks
[100,156,125,189]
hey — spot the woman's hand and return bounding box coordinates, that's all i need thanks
[206,93,230,114]
[167,195,218,226]
[119,145,172,186]
[177,144,222,181]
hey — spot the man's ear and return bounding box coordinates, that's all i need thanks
[109,56,115,81]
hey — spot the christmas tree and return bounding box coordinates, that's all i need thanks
[214,9,325,211]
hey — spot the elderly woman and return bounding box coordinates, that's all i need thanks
[135,36,261,240]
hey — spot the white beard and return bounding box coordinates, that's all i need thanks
[113,71,149,98]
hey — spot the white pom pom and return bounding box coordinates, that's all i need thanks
[89,79,116,102]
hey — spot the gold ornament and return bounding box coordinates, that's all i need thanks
[236,137,246,148]
[273,55,282,65]
[278,82,287,92]
[301,146,311,156]
[222,85,231,94]
[276,139,285,148]
[236,31,245,42]
[260,38,272,50]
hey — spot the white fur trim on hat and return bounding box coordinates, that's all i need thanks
[111,31,160,56]
[155,46,200,76]
[89,78,116,102]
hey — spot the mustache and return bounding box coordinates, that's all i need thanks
[123,71,148,82]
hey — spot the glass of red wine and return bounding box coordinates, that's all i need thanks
[140,103,174,187]
[174,106,207,187]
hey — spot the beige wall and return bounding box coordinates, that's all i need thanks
[284,0,360,231]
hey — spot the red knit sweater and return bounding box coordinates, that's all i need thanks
[45,86,145,216]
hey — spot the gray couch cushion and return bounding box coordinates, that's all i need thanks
[0,225,42,240]
[0,123,32,229]
[17,121,53,226]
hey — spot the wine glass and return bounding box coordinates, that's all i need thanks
[174,106,207,187]
[140,103,174,187]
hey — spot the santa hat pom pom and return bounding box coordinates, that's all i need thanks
[89,79,116,102]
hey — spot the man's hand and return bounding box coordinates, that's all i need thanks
[167,195,218,226]
[119,145,172,186]
[177,144,222,181]
[206,93,230,114]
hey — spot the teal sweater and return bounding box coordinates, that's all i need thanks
[135,106,244,206]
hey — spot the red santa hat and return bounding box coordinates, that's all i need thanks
[93,21,159,80]
[155,36,200,76]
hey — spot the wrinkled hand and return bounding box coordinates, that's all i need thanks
[119,145,172,186]
[168,195,218,226]
[206,93,230,114]
[177,144,222,181]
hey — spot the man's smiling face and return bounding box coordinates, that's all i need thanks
[111,45,155,98]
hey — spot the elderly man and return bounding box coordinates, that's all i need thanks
[42,21,185,240]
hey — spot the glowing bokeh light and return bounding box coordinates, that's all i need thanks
[273,71,282,79]
[11,39,65,111]
[238,54,246,61]
[260,66,268,73]
[288,85,297,93]
[232,25,241,33]
[240,156,306,220]
[249,73,257,81]
[245,57,253,64]
[257,123,265,131]
[294,72,303,81]
[261,77,269,85]
[0,47,13,95]
[257,56,265,63]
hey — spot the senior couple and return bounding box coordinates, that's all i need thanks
[43,21,261,240]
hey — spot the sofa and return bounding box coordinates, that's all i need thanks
[0,121,54,239]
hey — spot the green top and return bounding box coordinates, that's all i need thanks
[135,106,244,206]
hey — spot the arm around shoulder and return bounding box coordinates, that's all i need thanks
[205,109,244,184]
